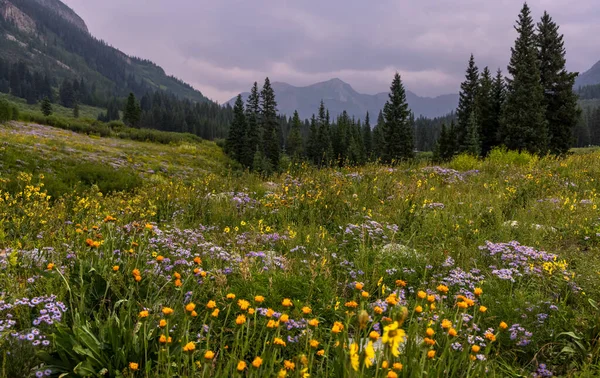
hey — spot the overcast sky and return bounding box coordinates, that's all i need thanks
[62,0,599,103]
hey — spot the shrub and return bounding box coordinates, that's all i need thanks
[486,147,538,167]
[0,99,13,122]
[448,153,480,171]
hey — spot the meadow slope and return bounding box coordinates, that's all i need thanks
[0,122,599,377]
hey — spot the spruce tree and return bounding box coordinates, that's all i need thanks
[448,121,459,156]
[306,115,318,163]
[489,69,506,154]
[500,3,548,154]
[477,67,495,156]
[456,54,479,151]
[286,110,303,159]
[245,82,261,168]
[41,96,52,116]
[362,112,372,160]
[316,100,333,165]
[123,93,141,127]
[382,73,414,163]
[537,11,580,155]
[464,112,482,156]
[73,101,80,118]
[260,77,280,169]
[59,79,74,108]
[226,94,247,165]
[433,123,449,162]
[371,110,385,160]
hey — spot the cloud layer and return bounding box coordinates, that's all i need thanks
[62,0,600,103]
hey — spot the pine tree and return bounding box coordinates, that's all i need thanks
[456,54,479,152]
[477,67,494,156]
[260,77,280,169]
[464,112,481,156]
[371,110,385,160]
[226,94,247,165]
[537,11,580,155]
[40,96,52,116]
[489,69,506,154]
[123,93,141,127]
[316,100,333,165]
[245,82,261,168]
[382,73,414,163]
[500,3,548,154]
[448,121,459,156]
[433,123,447,162]
[362,112,372,160]
[59,79,75,108]
[286,110,303,159]
[73,101,80,118]
[306,115,318,163]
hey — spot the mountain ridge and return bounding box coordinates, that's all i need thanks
[0,0,208,103]
[227,78,458,120]
[575,60,600,89]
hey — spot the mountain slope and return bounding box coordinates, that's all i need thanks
[575,60,600,89]
[0,0,208,102]
[228,78,458,120]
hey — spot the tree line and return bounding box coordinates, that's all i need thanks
[227,3,582,171]
[227,73,419,172]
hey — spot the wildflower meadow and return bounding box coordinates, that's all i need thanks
[1,122,599,377]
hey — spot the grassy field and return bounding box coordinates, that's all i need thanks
[0,122,599,377]
[0,93,107,120]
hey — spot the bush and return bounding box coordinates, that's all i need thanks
[448,153,480,171]
[0,99,13,122]
[486,147,538,167]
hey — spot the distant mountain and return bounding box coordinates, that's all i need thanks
[575,60,600,89]
[0,0,208,102]
[228,78,458,120]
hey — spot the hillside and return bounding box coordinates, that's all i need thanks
[0,121,231,197]
[228,78,458,120]
[0,0,208,102]
[575,60,600,89]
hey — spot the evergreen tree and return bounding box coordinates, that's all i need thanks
[73,101,80,118]
[464,112,481,156]
[448,121,459,156]
[316,100,333,165]
[500,3,548,154]
[252,147,273,176]
[226,94,248,165]
[382,73,414,163]
[245,82,261,167]
[433,123,448,162]
[41,96,53,116]
[306,115,318,163]
[489,69,506,153]
[371,110,385,160]
[456,54,479,152]
[59,79,75,108]
[107,99,121,121]
[537,11,580,155]
[260,78,280,169]
[286,110,304,159]
[123,92,141,127]
[477,67,494,156]
[362,112,372,160]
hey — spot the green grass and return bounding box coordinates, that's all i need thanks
[0,92,106,119]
